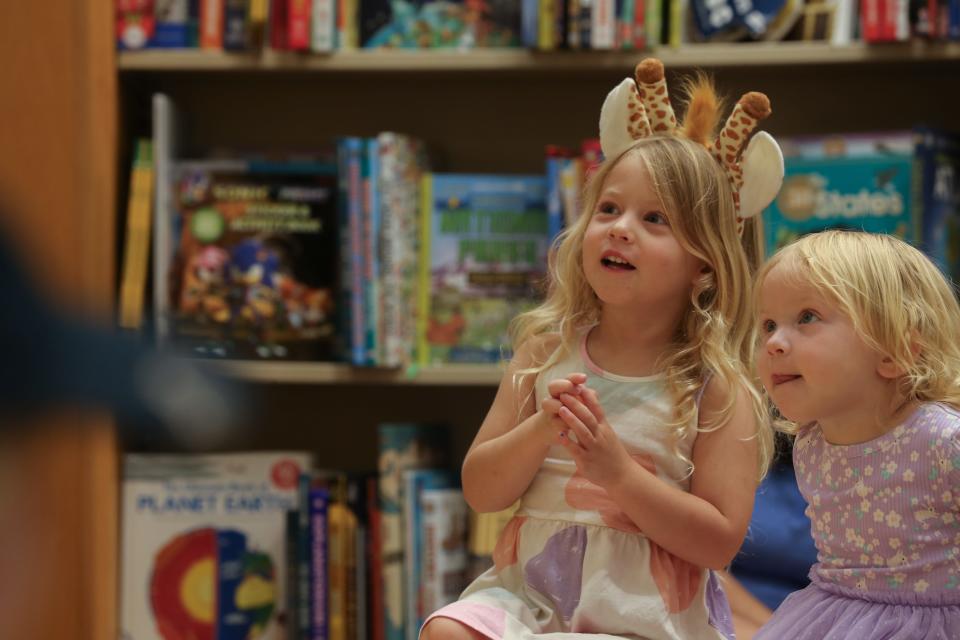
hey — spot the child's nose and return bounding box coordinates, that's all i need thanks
[766,330,789,356]
[608,218,633,242]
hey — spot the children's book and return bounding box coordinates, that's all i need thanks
[358,0,522,48]
[165,159,340,360]
[417,174,549,366]
[377,423,449,640]
[120,451,311,640]
[763,147,916,256]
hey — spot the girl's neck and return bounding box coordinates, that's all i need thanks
[587,309,679,377]
[818,391,918,446]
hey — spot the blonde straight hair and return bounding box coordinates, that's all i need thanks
[756,229,960,433]
[511,134,772,479]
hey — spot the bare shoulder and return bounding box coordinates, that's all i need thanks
[510,332,562,372]
[698,374,757,437]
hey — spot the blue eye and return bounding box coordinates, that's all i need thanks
[798,310,819,324]
[761,319,776,333]
[644,211,667,225]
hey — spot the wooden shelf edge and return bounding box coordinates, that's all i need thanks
[198,359,504,385]
[117,41,960,72]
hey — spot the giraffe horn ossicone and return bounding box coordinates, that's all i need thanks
[599,77,651,160]
[634,58,677,134]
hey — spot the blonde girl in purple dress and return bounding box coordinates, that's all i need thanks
[420,58,785,640]
[754,230,960,639]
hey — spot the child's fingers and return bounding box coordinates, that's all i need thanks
[547,378,579,398]
[567,372,588,385]
[541,396,563,415]
[581,387,606,422]
[560,393,599,433]
[558,405,595,447]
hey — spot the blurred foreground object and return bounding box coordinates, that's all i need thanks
[0,226,254,449]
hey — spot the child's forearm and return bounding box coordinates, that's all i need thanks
[462,411,554,513]
[606,464,748,569]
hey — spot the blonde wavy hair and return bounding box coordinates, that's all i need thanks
[756,229,960,433]
[510,77,773,479]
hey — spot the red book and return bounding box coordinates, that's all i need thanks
[288,0,311,50]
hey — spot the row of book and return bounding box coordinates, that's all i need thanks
[117,0,524,51]
[120,424,513,640]
[118,94,960,364]
[120,94,556,364]
[115,0,957,53]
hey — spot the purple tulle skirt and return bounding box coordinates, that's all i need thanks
[754,581,960,640]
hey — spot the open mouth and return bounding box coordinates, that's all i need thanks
[771,374,801,386]
[601,254,635,270]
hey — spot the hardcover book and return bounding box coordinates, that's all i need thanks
[418,173,549,365]
[165,160,340,360]
[120,452,311,640]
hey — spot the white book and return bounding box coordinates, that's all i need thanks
[311,0,337,52]
[120,452,311,640]
[421,488,469,616]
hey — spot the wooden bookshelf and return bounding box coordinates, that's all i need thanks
[117,41,960,72]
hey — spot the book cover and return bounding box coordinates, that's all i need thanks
[359,0,521,48]
[167,160,340,360]
[377,424,449,640]
[418,173,549,366]
[763,152,916,256]
[120,452,311,640]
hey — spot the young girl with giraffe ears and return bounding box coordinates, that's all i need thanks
[420,58,784,640]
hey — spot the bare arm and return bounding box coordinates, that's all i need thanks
[461,335,566,513]
[557,377,759,568]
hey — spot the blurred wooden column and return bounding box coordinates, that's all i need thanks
[0,0,118,639]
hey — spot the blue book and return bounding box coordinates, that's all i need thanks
[763,153,915,257]
[417,173,549,365]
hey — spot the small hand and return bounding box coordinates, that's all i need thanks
[556,386,632,488]
[541,373,588,444]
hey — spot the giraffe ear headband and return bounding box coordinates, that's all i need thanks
[599,58,784,233]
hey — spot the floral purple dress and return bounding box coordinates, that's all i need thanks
[755,402,960,639]
[423,335,733,640]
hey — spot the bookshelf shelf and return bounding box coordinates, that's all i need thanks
[201,359,503,385]
[117,41,960,72]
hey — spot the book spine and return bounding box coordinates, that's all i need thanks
[311,0,336,51]
[346,138,366,365]
[289,0,312,49]
[592,0,616,48]
[223,0,250,50]
[118,139,154,330]
[310,487,330,640]
[365,138,382,366]
[200,0,224,48]
[378,133,404,368]
[416,174,433,367]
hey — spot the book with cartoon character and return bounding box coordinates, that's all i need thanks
[358,0,522,48]
[417,173,549,366]
[166,159,340,360]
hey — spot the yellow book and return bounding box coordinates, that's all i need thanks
[118,138,154,329]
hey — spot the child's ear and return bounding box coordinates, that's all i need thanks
[877,335,920,380]
[876,356,905,380]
